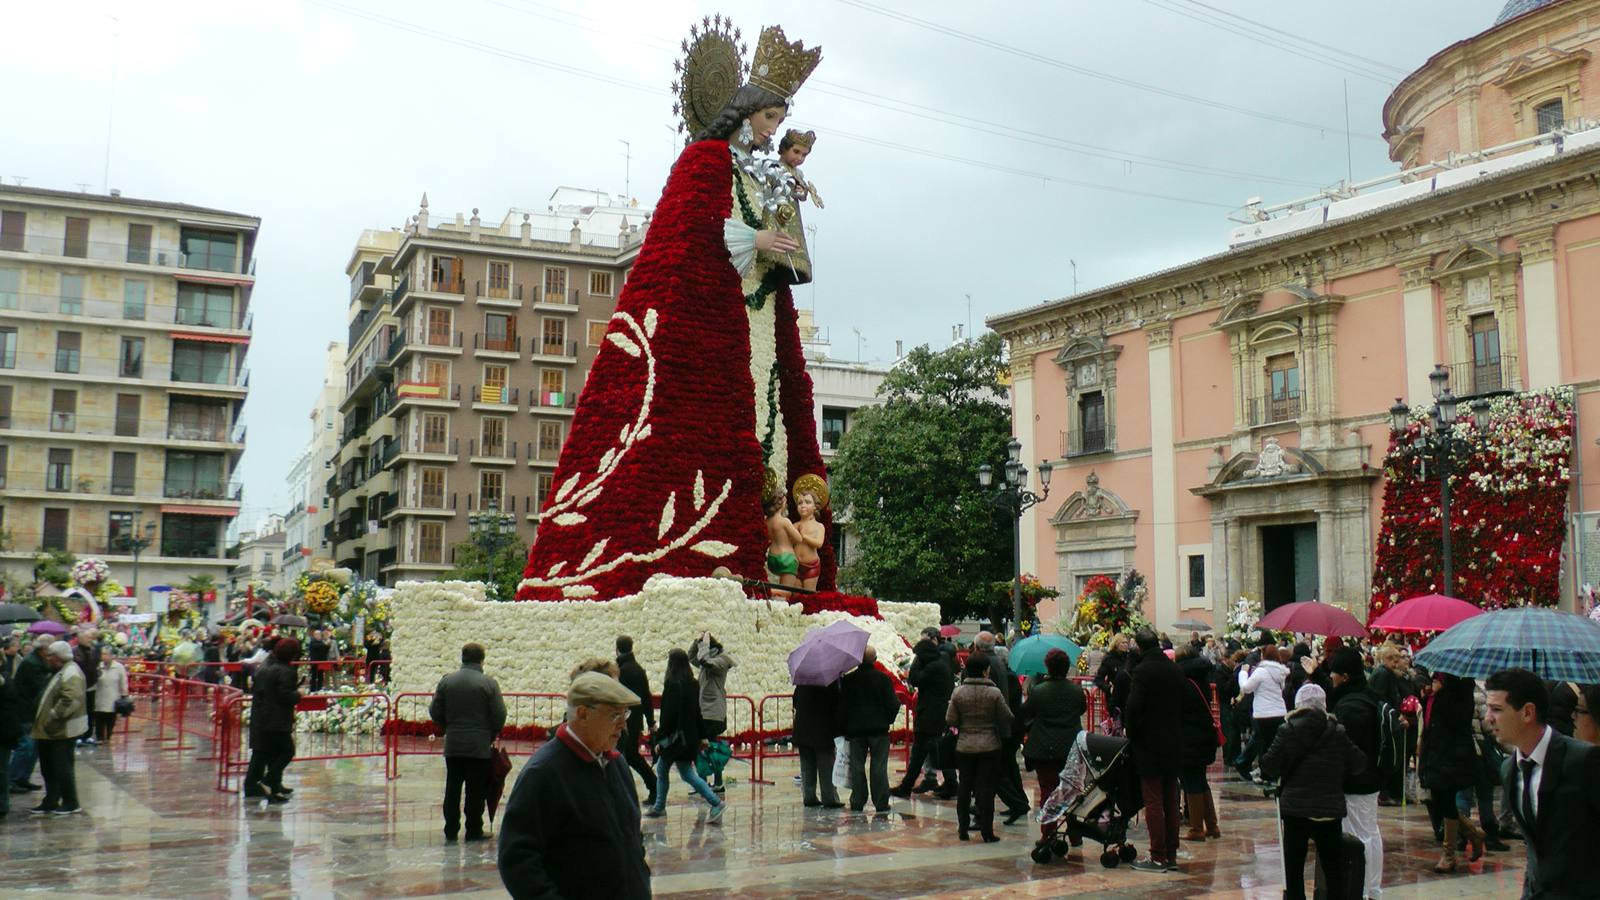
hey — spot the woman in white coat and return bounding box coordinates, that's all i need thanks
[1234,645,1289,782]
[92,655,128,743]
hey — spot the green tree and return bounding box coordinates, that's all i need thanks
[832,333,1015,624]
[448,538,530,601]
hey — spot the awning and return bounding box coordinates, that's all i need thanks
[173,270,251,285]
[160,504,239,517]
[171,331,250,344]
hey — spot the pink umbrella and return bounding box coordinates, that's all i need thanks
[1368,593,1483,633]
[1256,601,1367,638]
[939,624,961,638]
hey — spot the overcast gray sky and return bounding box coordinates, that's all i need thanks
[3,0,1504,525]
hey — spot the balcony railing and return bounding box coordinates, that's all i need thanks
[163,482,244,502]
[0,291,251,328]
[167,421,233,442]
[421,328,463,349]
[532,390,579,411]
[534,339,579,359]
[534,286,580,306]
[350,261,376,302]
[393,381,460,403]
[0,232,253,274]
[1248,392,1301,427]
[374,491,399,519]
[1446,354,1517,398]
[425,276,465,295]
[474,280,523,303]
[392,274,410,307]
[49,411,76,432]
[473,333,521,353]
[470,438,516,461]
[1059,428,1110,457]
[473,385,519,405]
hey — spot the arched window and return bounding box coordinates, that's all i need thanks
[1535,98,1564,134]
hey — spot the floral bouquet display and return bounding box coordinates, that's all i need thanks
[1069,573,1148,645]
[1369,387,1574,622]
[71,558,111,591]
[989,572,1060,615]
[294,564,353,620]
[1224,594,1262,643]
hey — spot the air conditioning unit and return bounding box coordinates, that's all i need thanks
[821,442,833,450]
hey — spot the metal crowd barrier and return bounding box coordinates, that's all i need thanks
[214,691,395,792]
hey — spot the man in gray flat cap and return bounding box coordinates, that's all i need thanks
[498,670,651,900]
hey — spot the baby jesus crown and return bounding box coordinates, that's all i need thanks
[749,25,822,101]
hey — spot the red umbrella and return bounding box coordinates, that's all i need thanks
[1368,593,1483,633]
[487,745,513,822]
[939,624,961,637]
[1257,601,1367,638]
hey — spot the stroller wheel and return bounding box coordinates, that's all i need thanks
[1099,850,1120,868]
[1118,844,1138,863]
[1051,838,1071,857]
[1030,843,1054,864]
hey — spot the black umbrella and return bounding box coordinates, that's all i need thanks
[0,602,42,625]
[271,614,308,628]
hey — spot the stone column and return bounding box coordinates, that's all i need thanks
[1516,227,1560,389]
[1147,323,1179,628]
[1012,351,1040,582]
[1400,260,1436,405]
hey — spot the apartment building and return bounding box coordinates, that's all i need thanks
[282,340,346,586]
[0,185,257,599]
[329,190,649,585]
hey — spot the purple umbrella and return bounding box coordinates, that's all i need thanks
[28,619,68,636]
[787,620,870,686]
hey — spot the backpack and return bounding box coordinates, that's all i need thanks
[1365,694,1406,777]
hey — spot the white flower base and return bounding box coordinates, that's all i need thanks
[389,574,939,732]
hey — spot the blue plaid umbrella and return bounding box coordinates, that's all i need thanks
[1413,606,1600,681]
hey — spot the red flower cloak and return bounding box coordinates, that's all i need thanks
[518,140,833,600]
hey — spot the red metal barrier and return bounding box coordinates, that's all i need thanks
[721,694,766,785]
[215,691,395,792]
[754,693,796,784]
[387,691,570,779]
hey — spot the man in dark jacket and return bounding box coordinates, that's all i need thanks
[244,638,302,803]
[498,672,650,900]
[429,642,508,841]
[1327,648,1384,900]
[838,646,901,814]
[9,636,52,791]
[306,628,331,693]
[1122,629,1186,872]
[1261,683,1367,900]
[614,635,657,807]
[792,681,843,808]
[892,638,956,799]
[0,634,22,817]
[972,631,1029,822]
[71,626,100,745]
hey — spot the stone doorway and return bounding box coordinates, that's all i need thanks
[1261,522,1317,610]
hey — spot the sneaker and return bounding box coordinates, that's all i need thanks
[1129,859,1169,873]
[713,784,726,794]
[707,803,724,824]
[642,807,666,818]
[28,805,57,815]
[792,775,803,786]
[52,806,83,816]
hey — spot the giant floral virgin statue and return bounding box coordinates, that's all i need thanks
[517,19,835,600]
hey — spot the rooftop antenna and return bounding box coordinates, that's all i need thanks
[104,17,120,193]
[619,139,631,200]
[1070,259,1079,294]
[965,293,972,341]
[852,327,864,362]
[1343,79,1353,187]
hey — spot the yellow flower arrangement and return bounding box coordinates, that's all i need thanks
[304,580,340,615]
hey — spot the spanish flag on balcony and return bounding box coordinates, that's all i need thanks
[397,381,443,398]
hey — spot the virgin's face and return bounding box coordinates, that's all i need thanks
[745,105,787,149]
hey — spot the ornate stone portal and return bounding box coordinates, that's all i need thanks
[1050,471,1139,602]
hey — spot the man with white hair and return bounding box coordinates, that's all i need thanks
[31,641,87,814]
[72,626,101,746]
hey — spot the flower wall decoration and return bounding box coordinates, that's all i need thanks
[1369,387,1574,621]
[391,574,936,733]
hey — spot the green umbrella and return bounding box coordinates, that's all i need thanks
[1008,634,1083,677]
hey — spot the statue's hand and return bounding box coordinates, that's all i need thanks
[755,229,799,253]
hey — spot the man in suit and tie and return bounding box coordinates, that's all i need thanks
[1484,668,1600,899]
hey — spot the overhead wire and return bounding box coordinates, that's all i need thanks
[834,0,1382,142]
[1171,0,1409,76]
[1143,0,1397,85]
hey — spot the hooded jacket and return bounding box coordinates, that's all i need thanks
[907,640,954,737]
[1259,706,1366,819]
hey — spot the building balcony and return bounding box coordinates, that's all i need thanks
[530,340,580,364]
[386,435,458,469]
[1248,393,1301,428]
[0,291,251,331]
[532,286,581,312]
[472,333,522,357]
[1059,428,1110,458]
[469,437,518,465]
[530,391,579,416]
[472,384,520,409]
[1446,354,1518,398]
[350,261,377,303]
[163,482,245,502]
[473,280,523,308]
[0,233,254,277]
[387,381,461,414]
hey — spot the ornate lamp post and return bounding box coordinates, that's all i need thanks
[1389,364,1491,597]
[978,438,1052,633]
[115,512,158,599]
[468,500,517,597]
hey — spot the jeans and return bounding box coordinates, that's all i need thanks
[36,738,79,810]
[956,749,1000,836]
[443,756,490,838]
[652,755,719,810]
[848,734,891,811]
[1140,775,1181,864]
[1281,814,1345,900]
[9,733,37,786]
[1342,792,1384,900]
[798,744,839,805]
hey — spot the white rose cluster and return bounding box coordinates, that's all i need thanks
[389,575,938,733]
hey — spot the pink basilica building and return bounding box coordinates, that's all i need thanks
[990,0,1600,629]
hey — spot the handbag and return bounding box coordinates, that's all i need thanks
[113,696,135,717]
[654,729,687,756]
[1192,681,1223,747]
[938,727,959,763]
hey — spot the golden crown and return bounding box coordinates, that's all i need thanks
[748,25,822,101]
[782,129,817,149]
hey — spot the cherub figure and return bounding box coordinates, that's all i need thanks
[764,492,802,592]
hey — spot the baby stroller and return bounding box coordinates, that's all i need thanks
[1032,731,1143,867]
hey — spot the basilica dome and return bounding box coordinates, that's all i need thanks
[1495,0,1559,25]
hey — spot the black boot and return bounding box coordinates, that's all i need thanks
[935,773,958,800]
[910,773,939,794]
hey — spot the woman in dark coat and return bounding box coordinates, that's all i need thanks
[946,654,1013,843]
[244,638,302,802]
[1260,684,1367,900]
[792,680,843,808]
[1417,671,1485,871]
[1176,645,1222,841]
[1093,634,1130,721]
[1020,648,1084,839]
[644,648,722,819]
[893,638,956,799]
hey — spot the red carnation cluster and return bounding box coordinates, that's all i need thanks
[1368,391,1573,622]
[786,591,881,619]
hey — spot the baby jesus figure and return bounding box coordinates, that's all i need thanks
[779,129,822,208]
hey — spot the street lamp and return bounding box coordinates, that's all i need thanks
[468,499,517,597]
[978,438,1052,634]
[113,511,158,599]
[1390,369,1491,597]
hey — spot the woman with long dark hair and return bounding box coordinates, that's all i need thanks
[1418,671,1486,872]
[517,25,833,601]
[644,648,724,823]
